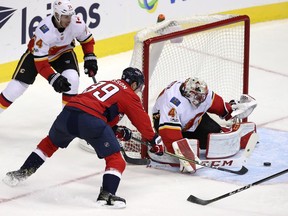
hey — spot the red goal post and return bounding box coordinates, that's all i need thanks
[122,14,250,158]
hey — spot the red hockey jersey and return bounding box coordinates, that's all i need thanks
[66,79,155,141]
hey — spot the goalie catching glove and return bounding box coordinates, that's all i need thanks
[230,94,257,119]
[149,134,165,156]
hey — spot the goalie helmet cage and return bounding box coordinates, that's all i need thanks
[122,14,250,158]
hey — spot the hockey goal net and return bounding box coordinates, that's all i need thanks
[119,14,250,159]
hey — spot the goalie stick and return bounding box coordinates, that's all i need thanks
[147,133,257,169]
[187,168,288,205]
[163,150,247,175]
[131,135,248,174]
[131,133,258,175]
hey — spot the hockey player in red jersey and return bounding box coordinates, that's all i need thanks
[150,77,257,172]
[0,0,98,113]
[2,67,164,208]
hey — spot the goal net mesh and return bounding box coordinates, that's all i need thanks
[120,14,249,158]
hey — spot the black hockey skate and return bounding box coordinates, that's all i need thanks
[96,187,126,209]
[2,168,35,186]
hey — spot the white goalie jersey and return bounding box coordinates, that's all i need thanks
[152,80,214,132]
[151,79,257,161]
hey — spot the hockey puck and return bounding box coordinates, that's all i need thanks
[263,162,271,166]
[157,14,166,22]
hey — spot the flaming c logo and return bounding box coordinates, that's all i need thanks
[138,0,158,13]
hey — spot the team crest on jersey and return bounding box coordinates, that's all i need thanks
[40,24,49,33]
[104,142,110,148]
[170,97,181,106]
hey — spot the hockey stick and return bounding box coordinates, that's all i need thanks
[130,135,257,175]
[92,76,97,83]
[131,136,247,174]
[79,139,149,165]
[148,133,257,169]
[187,168,288,205]
[119,143,150,165]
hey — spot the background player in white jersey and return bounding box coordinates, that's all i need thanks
[2,67,164,208]
[0,0,98,113]
[150,77,257,172]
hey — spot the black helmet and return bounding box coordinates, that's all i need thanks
[121,67,144,90]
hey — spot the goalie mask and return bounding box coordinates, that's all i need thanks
[121,67,145,93]
[53,0,74,26]
[180,77,208,107]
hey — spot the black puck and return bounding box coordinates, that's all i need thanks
[263,162,271,166]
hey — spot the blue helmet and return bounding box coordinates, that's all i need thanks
[121,67,144,90]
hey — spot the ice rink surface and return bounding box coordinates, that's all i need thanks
[0,19,288,216]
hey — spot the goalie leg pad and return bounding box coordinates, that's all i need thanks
[147,138,200,169]
[186,139,200,157]
[172,139,200,173]
[236,122,257,149]
[206,122,256,159]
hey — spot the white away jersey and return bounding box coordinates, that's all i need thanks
[152,81,214,132]
[32,15,92,60]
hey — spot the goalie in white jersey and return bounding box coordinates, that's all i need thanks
[150,77,257,172]
[0,0,98,113]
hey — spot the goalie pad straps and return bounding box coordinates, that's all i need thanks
[172,139,200,173]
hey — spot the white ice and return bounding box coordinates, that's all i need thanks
[0,19,288,216]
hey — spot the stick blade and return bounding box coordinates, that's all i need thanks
[217,165,248,175]
[187,195,211,205]
[125,157,150,165]
[121,147,150,165]
[238,166,248,175]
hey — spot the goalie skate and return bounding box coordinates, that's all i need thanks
[3,169,34,187]
[95,187,126,209]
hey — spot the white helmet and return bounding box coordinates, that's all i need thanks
[180,77,208,107]
[53,0,74,23]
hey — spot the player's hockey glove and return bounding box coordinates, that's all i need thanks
[84,53,98,77]
[149,134,165,156]
[48,73,71,93]
[114,125,132,141]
